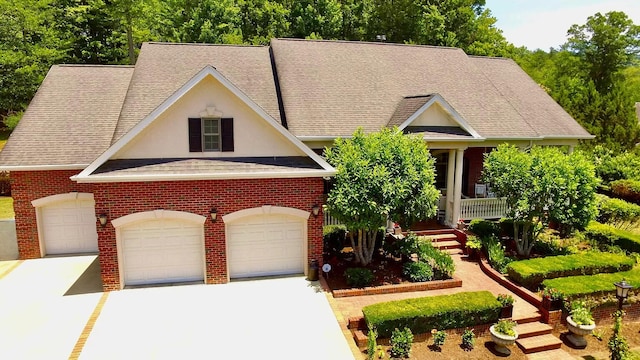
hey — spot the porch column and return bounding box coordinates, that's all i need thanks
[452,148,466,225]
[445,149,456,225]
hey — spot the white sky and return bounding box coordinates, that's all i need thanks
[484,0,640,50]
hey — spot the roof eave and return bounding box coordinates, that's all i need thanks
[0,164,89,172]
[71,169,337,183]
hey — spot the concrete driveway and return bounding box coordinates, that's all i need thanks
[0,257,353,360]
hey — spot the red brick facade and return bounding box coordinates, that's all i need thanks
[12,171,324,291]
[11,170,94,259]
[463,147,490,196]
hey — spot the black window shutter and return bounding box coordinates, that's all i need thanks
[188,118,202,152]
[221,118,234,152]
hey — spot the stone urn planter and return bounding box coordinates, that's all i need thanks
[566,316,596,348]
[490,324,518,355]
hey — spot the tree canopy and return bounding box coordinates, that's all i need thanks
[482,145,597,257]
[325,128,440,265]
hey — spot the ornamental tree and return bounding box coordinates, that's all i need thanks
[482,145,597,257]
[325,128,440,265]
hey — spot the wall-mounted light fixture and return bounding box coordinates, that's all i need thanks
[98,213,108,228]
[210,207,218,222]
[311,204,320,217]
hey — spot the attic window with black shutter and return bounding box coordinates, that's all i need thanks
[188,117,234,152]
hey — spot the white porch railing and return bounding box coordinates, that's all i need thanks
[459,197,508,220]
[323,211,343,226]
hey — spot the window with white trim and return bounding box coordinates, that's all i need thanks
[202,118,221,151]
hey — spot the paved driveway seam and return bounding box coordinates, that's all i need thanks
[69,292,110,360]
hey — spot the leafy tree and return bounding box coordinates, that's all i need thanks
[325,128,439,265]
[238,0,289,44]
[286,0,343,40]
[482,145,597,256]
[566,11,640,93]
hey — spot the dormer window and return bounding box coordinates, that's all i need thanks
[188,117,234,153]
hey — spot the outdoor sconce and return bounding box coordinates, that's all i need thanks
[614,279,633,310]
[311,204,320,217]
[98,213,108,228]
[210,207,218,222]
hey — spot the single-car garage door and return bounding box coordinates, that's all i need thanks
[40,198,98,255]
[227,214,305,278]
[121,219,204,286]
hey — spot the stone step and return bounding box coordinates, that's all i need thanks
[514,313,542,324]
[516,322,553,339]
[426,233,459,242]
[445,248,464,255]
[526,349,575,360]
[516,334,563,354]
[434,240,462,250]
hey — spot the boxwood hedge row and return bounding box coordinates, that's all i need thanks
[542,267,640,298]
[584,221,640,254]
[363,291,501,338]
[506,252,635,289]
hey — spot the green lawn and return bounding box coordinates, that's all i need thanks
[0,197,14,219]
[0,129,10,151]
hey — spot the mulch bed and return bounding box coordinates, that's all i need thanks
[323,255,405,291]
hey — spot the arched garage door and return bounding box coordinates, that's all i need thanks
[32,193,98,255]
[114,211,205,287]
[225,207,308,279]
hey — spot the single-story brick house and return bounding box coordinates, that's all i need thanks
[0,39,592,290]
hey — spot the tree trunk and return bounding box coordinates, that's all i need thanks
[126,19,136,65]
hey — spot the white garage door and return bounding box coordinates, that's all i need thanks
[40,199,98,255]
[121,219,204,286]
[227,214,305,278]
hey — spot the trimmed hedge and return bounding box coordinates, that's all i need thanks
[596,194,640,225]
[363,291,501,337]
[542,267,640,298]
[468,219,499,238]
[506,252,635,289]
[610,179,640,204]
[584,221,640,254]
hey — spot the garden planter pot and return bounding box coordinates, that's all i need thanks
[489,325,518,356]
[466,248,479,261]
[500,305,514,319]
[542,297,563,311]
[566,316,595,348]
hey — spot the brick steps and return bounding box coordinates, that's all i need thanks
[434,240,462,250]
[516,322,553,339]
[514,313,542,324]
[425,233,459,242]
[516,334,563,354]
[526,349,575,360]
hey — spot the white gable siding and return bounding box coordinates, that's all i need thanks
[411,103,459,127]
[115,76,305,159]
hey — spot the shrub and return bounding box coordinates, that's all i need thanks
[533,230,578,256]
[570,301,594,326]
[466,235,482,250]
[323,225,347,258]
[0,171,10,196]
[2,111,22,130]
[367,324,377,360]
[416,240,455,279]
[584,221,640,254]
[468,219,499,238]
[591,146,640,184]
[540,287,565,301]
[344,267,374,288]
[390,327,413,358]
[461,329,475,350]
[496,294,514,307]
[431,329,446,347]
[596,194,640,228]
[493,319,517,337]
[541,267,640,298]
[363,291,501,337]
[506,252,635,289]
[402,261,433,282]
[609,310,629,360]
[484,236,512,274]
[611,179,640,204]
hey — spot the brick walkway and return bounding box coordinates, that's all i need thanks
[330,253,540,322]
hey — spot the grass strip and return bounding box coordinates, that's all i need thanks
[542,266,640,298]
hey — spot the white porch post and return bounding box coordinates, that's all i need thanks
[445,149,456,225]
[452,148,466,225]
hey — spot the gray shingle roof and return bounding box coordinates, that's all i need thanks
[112,42,281,143]
[0,65,134,167]
[90,157,322,178]
[270,38,591,139]
[387,95,434,127]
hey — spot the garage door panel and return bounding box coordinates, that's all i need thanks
[228,214,305,278]
[122,219,204,286]
[40,199,98,255]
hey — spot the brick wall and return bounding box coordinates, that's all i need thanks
[93,177,324,291]
[11,170,93,259]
